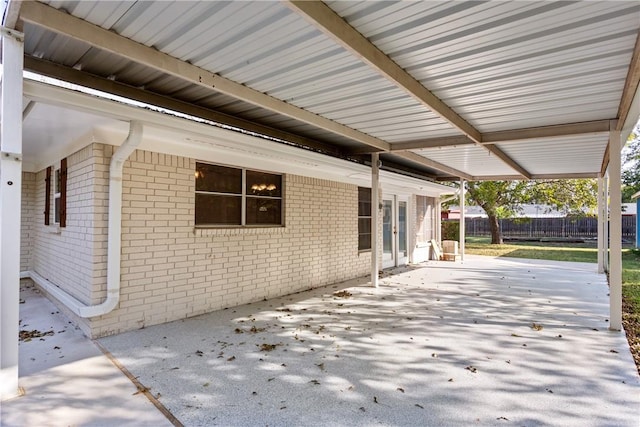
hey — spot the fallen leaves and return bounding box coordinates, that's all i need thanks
[259,343,279,352]
[465,366,477,373]
[19,329,54,342]
[333,290,352,298]
[531,323,544,331]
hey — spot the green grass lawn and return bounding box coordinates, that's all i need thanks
[465,236,640,372]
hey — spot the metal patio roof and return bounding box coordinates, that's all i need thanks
[4,0,640,182]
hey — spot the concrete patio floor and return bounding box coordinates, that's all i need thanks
[99,255,639,426]
[0,281,172,427]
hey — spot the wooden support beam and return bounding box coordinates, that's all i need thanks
[19,1,391,152]
[485,145,531,179]
[373,120,612,153]
[481,120,612,144]
[24,56,345,157]
[2,0,23,29]
[616,31,640,131]
[285,0,482,143]
[389,135,474,152]
[392,152,473,181]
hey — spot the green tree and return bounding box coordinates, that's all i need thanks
[466,179,597,244]
[622,124,640,203]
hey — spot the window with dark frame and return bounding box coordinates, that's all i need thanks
[358,187,372,251]
[195,162,283,227]
[45,159,67,227]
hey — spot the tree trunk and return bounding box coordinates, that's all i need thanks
[488,213,503,244]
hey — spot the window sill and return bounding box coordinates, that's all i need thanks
[194,226,287,237]
[358,249,372,254]
[46,225,61,235]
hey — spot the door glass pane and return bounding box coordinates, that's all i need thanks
[399,201,407,256]
[382,200,393,254]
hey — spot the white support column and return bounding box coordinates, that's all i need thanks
[609,130,622,331]
[435,199,442,244]
[371,153,380,288]
[597,175,605,274]
[604,173,610,273]
[459,179,465,262]
[0,28,24,401]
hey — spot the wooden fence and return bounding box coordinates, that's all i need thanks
[463,215,636,241]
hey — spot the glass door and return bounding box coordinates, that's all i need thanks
[382,199,395,268]
[382,196,409,268]
[397,200,408,265]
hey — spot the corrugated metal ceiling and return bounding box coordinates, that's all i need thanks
[11,0,640,181]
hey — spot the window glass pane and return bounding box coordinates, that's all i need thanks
[358,233,372,251]
[54,197,60,223]
[246,171,282,197]
[195,194,241,225]
[358,217,371,251]
[358,187,371,216]
[195,163,242,194]
[55,169,61,193]
[246,198,282,225]
[358,217,371,234]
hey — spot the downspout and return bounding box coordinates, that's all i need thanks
[24,121,143,318]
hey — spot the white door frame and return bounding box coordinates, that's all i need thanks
[382,194,409,268]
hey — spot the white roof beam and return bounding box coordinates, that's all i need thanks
[19,1,390,152]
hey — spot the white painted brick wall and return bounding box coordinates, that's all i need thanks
[21,172,36,272]
[29,144,107,336]
[90,147,371,337]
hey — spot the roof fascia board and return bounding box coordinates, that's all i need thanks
[392,151,473,181]
[285,0,482,143]
[19,1,391,152]
[616,30,640,131]
[24,56,345,157]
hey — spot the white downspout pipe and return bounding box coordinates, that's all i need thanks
[25,121,143,318]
